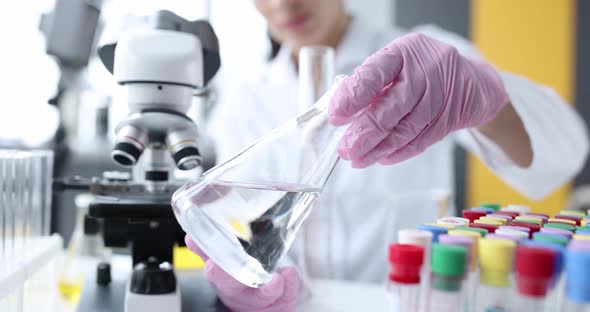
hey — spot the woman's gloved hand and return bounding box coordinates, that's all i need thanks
[185,235,300,312]
[329,33,509,168]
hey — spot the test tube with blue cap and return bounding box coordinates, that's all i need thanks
[563,246,590,311]
[417,224,447,243]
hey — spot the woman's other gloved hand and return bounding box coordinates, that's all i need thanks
[329,33,509,168]
[185,235,300,312]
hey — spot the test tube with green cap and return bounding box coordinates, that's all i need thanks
[475,238,516,312]
[454,226,487,237]
[426,244,467,312]
[480,203,501,212]
[533,232,569,247]
[544,222,575,232]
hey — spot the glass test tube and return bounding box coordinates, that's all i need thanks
[439,234,477,312]
[513,245,556,312]
[562,248,590,312]
[298,45,335,114]
[13,152,26,264]
[4,152,15,270]
[387,244,424,312]
[40,151,53,236]
[426,244,467,312]
[0,152,6,274]
[398,229,433,312]
[29,152,43,238]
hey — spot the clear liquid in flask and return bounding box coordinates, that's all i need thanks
[173,179,320,287]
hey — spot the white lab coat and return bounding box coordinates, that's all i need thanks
[206,18,589,283]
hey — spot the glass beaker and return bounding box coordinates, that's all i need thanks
[172,76,347,287]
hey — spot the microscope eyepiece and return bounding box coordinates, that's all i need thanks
[111,125,148,167]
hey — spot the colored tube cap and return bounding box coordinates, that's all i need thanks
[533,232,569,247]
[503,205,531,214]
[455,226,487,237]
[510,221,541,237]
[548,218,577,226]
[417,224,448,243]
[568,240,590,250]
[398,229,433,247]
[480,217,507,225]
[462,210,487,223]
[560,210,585,218]
[471,207,494,214]
[495,228,529,241]
[437,217,470,228]
[573,234,590,241]
[474,219,503,226]
[565,250,590,303]
[431,244,467,277]
[525,212,550,220]
[499,225,530,233]
[522,240,565,278]
[554,214,581,226]
[494,211,519,218]
[488,214,513,221]
[424,222,455,230]
[576,228,590,235]
[439,234,476,272]
[469,222,498,233]
[478,238,516,287]
[480,203,501,211]
[540,227,573,238]
[544,223,575,232]
[516,245,556,297]
[389,244,424,284]
[514,216,543,225]
[486,233,520,242]
[449,229,483,239]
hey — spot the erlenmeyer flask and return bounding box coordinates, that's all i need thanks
[172,76,347,287]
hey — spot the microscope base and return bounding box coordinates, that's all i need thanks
[76,269,225,312]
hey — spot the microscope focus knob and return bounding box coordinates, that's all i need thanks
[130,258,177,294]
[96,262,112,286]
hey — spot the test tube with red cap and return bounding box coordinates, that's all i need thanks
[513,245,556,312]
[387,244,424,312]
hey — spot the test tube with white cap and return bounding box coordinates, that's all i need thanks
[398,228,433,311]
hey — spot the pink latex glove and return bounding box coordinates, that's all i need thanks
[329,33,509,168]
[184,235,300,312]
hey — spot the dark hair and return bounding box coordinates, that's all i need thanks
[268,33,281,61]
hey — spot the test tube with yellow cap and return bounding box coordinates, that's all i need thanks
[475,238,516,312]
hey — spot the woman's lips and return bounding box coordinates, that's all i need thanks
[283,15,309,31]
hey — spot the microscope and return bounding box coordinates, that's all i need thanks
[56,10,224,312]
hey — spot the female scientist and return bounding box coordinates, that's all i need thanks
[186,0,589,310]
